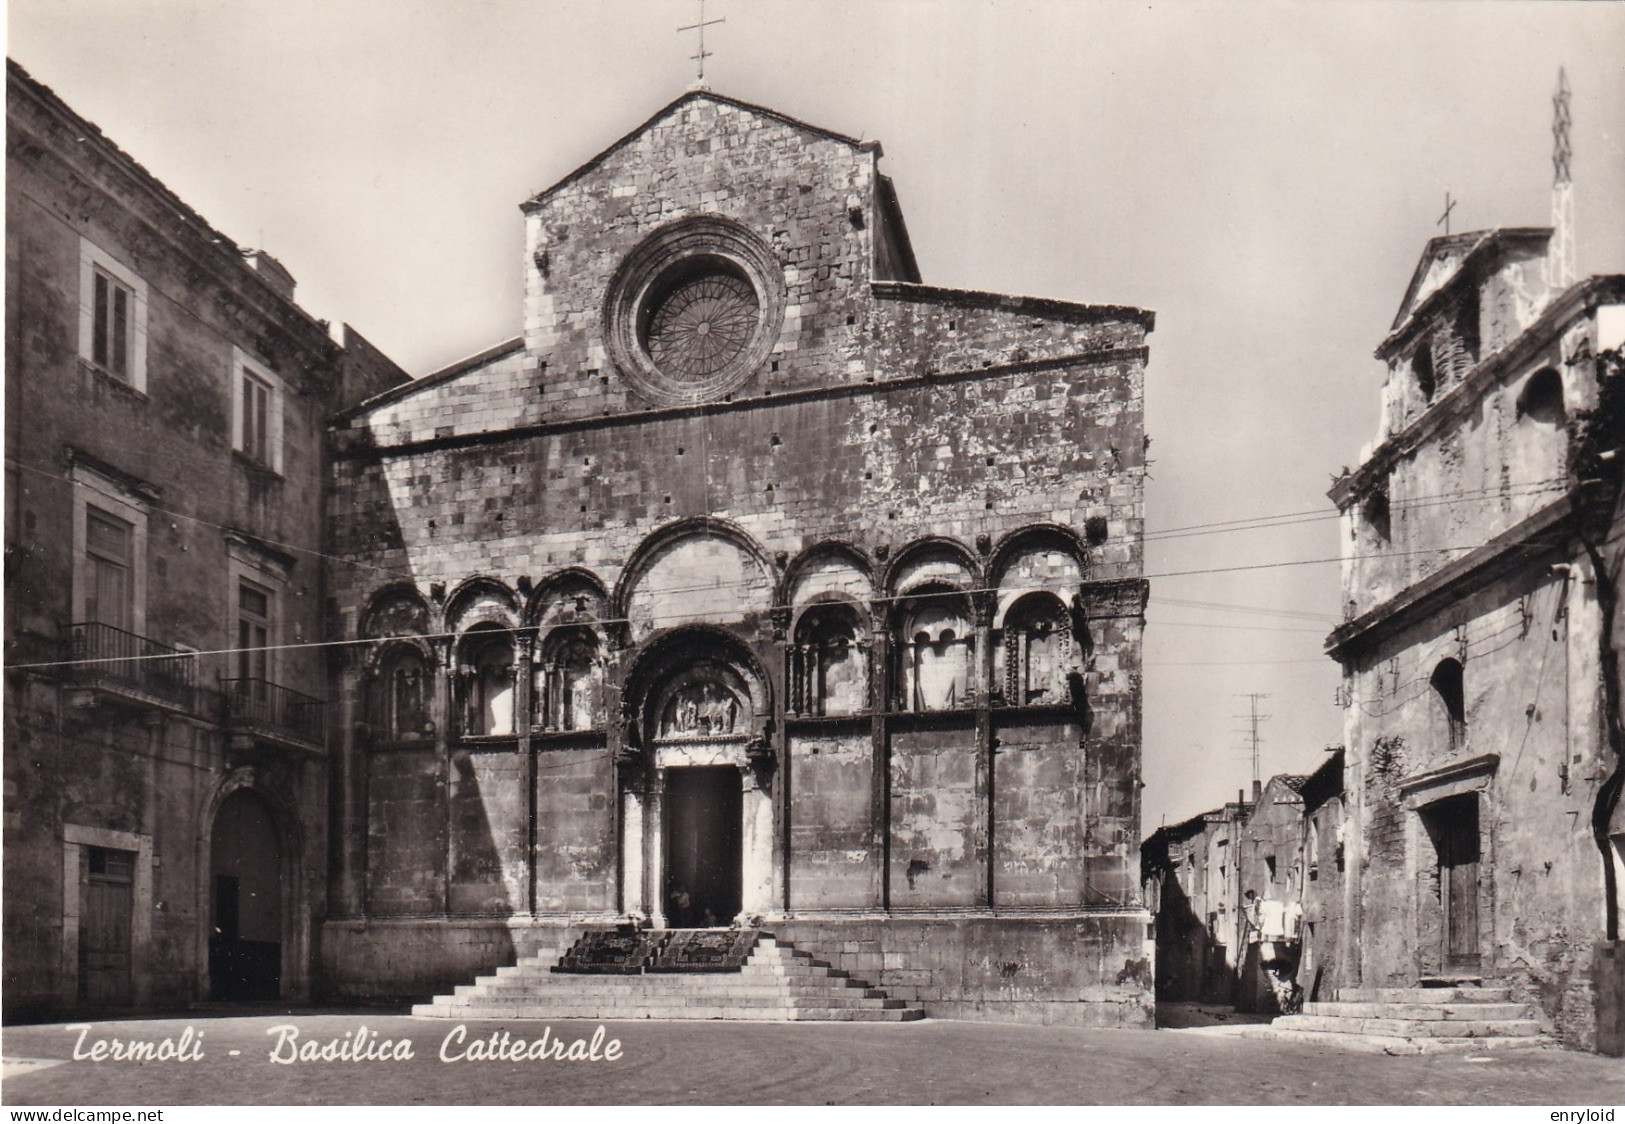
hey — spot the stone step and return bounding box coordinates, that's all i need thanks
[1334,987,1512,1004]
[1242,1026,1552,1055]
[444,992,902,1011]
[493,955,564,978]
[418,1003,923,1022]
[414,931,925,1023]
[466,980,883,999]
[1274,1014,1541,1038]
[1303,1001,1536,1021]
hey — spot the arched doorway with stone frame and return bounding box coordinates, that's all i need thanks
[616,627,776,928]
[196,775,306,1002]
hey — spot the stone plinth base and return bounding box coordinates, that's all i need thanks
[319,917,598,1004]
[322,912,1154,1026]
[775,913,1154,1028]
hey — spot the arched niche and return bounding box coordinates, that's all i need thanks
[455,622,516,737]
[997,591,1075,707]
[366,639,434,742]
[789,598,868,716]
[1430,656,1466,752]
[1515,367,1565,425]
[534,626,603,733]
[619,523,774,643]
[894,584,975,711]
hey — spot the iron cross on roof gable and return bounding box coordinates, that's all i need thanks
[1437,191,1457,235]
[678,0,725,84]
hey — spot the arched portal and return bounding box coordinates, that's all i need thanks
[619,628,774,926]
[208,790,283,1000]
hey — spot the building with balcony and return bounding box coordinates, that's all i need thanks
[1326,222,1625,1048]
[3,61,406,1018]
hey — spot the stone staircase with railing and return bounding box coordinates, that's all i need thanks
[1247,984,1554,1054]
[411,931,926,1022]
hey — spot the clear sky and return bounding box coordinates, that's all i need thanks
[10,0,1624,828]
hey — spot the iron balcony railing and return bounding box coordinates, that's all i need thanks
[65,622,196,710]
[220,677,325,748]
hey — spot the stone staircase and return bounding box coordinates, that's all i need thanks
[1248,985,1554,1054]
[412,933,926,1022]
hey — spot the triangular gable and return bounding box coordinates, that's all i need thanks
[1389,228,1552,334]
[521,89,877,213]
[1391,232,1490,332]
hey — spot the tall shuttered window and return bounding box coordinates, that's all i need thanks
[240,372,272,465]
[85,508,133,631]
[91,268,135,381]
[237,580,271,684]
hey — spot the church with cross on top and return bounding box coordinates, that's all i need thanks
[320,86,1156,1022]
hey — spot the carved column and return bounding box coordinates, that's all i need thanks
[432,635,454,917]
[645,766,667,928]
[869,601,892,910]
[972,591,996,908]
[517,629,537,917]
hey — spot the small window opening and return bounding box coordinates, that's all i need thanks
[1414,343,1437,402]
[1516,368,1565,425]
[1363,486,1391,542]
[1431,657,1466,749]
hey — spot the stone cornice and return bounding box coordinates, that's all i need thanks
[333,344,1149,459]
[872,280,1156,331]
[1324,495,1575,660]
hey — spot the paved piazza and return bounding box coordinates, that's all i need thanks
[1,1013,1621,1106]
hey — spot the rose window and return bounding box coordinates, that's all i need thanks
[642,263,761,383]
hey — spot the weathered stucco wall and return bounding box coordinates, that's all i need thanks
[1331,228,1625,1048]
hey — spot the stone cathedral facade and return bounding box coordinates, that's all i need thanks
[323,91,1155,1025]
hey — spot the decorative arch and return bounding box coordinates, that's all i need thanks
[614,518,776,616]
[779,540,873,607]
[526,567,610,629]
[359,582,431,640]
[988,523,1088,587]
[620,624,774,746]
[444,576,520,634]
[883,536,981,597]
[613,518,776,642]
